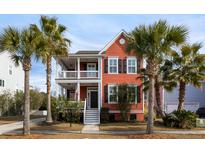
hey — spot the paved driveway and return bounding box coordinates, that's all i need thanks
[0,118,45,134]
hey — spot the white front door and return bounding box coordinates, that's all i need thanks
[87,63,96,77]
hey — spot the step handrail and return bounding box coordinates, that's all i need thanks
[83,98,86,124]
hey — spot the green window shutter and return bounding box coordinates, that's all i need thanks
[135,87,138,103]
[136,86,140,103]
[104,85,108,103]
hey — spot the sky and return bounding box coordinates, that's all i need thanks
[0,14,205,93]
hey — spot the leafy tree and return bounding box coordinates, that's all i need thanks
[31,16,70,123]
[127,20,188,133]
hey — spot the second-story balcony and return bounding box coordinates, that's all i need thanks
[58,70,99,79]
[55,51,102,81]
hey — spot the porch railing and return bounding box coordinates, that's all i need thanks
[57,70,98,79]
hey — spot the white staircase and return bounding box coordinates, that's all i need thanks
[84,109,100,124]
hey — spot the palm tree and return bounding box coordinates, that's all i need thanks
[126,20,188,134]
[140,60,177,118]
[0,26,43,134]
[169,43,205,111]
[31,16,70,123]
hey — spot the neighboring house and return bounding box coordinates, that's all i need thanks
[55,30,144,124]
[164,84,205,113]
[0,51,24,93]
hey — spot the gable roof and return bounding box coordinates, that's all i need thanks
[99,29,129,54]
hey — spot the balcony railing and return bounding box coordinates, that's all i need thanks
[57,70,99,79]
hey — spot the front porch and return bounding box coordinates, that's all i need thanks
[56,82,101,124]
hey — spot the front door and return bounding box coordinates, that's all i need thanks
[88,90,98,109]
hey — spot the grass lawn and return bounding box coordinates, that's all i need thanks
[0,133,127,139]
[100,121,205,131]
[29,121,83,131]
[1,133,205,139]
[0,115,45,125]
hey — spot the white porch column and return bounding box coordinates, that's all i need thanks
[98,57,101,79]
[77,57,80,79]
[77,82,80,102]
[98,81,101,109]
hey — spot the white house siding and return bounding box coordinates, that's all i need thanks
[164,84,205,113]
[0,51,24,93]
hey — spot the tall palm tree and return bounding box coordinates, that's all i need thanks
[140,60,177,118]
[126,20,188,134]
[31,16,70,123]
[169,43,205,111]
[0,26,43,134]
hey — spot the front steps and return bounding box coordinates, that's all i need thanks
[84,109,100,124]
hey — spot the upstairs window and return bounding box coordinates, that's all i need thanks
[108,58,118,74]
[9,65,12,75]
[127,57,137,74]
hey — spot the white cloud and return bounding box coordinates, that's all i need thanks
[68,33,104,52]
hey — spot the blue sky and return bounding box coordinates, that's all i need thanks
[0,14,205,92]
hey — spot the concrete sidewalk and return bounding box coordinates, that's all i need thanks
[81,125,99,134]
[6,129,205,135]
[0,118,45,134]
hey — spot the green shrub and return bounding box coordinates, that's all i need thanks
[51,97,84,123]
[163,110,198,129]
[30,89,47,110]
[100,107,109,123]
[0,90,47,117]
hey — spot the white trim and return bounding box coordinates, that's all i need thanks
[77,82,80,101]
[127,57,137,74]
[108,57,118,74]
[87,63,96,70]
[87,87,98,109]
[100,58,103,107]
[108,84,118,104]
[56,79,100,84]
[99,30,128,54]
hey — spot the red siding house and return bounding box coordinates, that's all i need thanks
[55,30,144,124]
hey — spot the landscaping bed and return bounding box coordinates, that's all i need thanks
[100,121,205,131]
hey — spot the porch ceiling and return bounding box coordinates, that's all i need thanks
[60,57,98,70]
[59,82,98,89]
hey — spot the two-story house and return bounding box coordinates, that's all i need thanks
[0,51,24,93]
[55,30,144,124]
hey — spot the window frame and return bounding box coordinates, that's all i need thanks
[127,57,137,74]
[108,84,138,104]
[108,57,118,74]
[128,85,138,104]
[9,65,13,75]
[108,84,118,104]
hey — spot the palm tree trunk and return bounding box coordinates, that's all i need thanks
[146,75,155,134]
[155,77,165,118]
[46,56,53,123]
[23,59,31,135]
[178,81,186,111]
